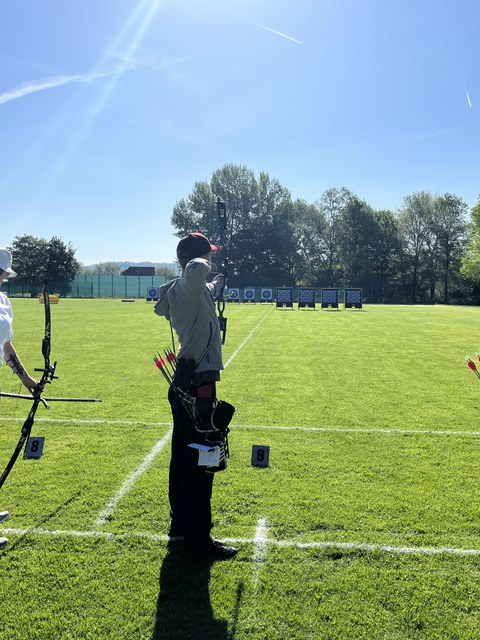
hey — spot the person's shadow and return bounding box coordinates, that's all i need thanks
[151,542,231,640]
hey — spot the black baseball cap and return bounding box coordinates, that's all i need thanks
[176,233,219,260]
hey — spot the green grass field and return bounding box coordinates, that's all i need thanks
[2,298,480,639]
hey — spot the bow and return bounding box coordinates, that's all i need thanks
[215,197,228,344]
[0,281,100,491]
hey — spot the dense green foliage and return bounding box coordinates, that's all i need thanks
[2,299,480,638]
[7,235,80,296]
[172,164,477,303]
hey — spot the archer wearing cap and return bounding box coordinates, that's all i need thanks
[176,232,220,262]
[153,233,237,561]
[0,247,38,551]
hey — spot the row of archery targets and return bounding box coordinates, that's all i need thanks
[227,287,363,310]
[146,286,363,309]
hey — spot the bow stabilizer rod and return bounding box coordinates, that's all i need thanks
[216,197,228,344]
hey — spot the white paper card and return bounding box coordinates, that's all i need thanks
[198,447,220,467]
[187,443,221,467]
[188,443,215,451]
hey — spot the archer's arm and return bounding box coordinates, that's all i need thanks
[3,341,38,393]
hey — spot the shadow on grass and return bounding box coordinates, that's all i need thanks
[151,541,229,640]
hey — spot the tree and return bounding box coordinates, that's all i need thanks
[461,196,480,282]
[170,164,296,285]
[45,236,80,284]
[292,199,326,285]
[8,235,80,296]
[370,210,402,303]
[155,265,178,278]
[315,187,354,286]
[433,193,468,303]
[338,198,380,295]
[89,262,123,276]
[397,192,435,302]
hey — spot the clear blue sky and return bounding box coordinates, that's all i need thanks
[1,0,478,265]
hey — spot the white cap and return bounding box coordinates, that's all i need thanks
[0,248,17,278]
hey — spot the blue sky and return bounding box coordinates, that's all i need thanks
[1,0,478,265]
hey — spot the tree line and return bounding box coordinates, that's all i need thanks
[172,163,480,304]
[6,163,480,303]
[5,237,177,296]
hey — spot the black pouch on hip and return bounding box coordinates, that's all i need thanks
[173,358,195,391]
[213,401,235,433]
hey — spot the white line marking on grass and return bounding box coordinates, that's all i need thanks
[3,526,480,557]
[3,417,480,439]
[0,417,172,427]
[233,425,480,438]
[224,308,273,369]
[253,517,268,587]
[94,428,172,527]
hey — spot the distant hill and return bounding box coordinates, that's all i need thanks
[80,262,179,276]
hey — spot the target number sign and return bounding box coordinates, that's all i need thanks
[251,445,270,467]
[24,437,45,459]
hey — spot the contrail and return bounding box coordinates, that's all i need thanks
[465,86,472,108]
[250,20,302,45]
[0,71,114,106]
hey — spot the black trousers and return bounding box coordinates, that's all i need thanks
[168,386,214,542]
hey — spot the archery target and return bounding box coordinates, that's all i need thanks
[244,288,256,302]
[345,288,363,308]
[298,288,315,308]
[146,287,160,301]
[229,288,240,301]
[276,288,293,308]
[321,289,339,309]
[261,288,273,302]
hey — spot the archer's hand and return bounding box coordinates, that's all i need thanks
[212,274,225,289]
[22,376,39,394]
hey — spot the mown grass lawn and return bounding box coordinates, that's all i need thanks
[1,298,480,639]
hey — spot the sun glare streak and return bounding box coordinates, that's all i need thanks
[24,0,164,212]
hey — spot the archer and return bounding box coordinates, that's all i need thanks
[154,231,237,561]
[0,248,40,551]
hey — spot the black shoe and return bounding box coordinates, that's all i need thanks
[185,537,238,561]
[168,526,185,539]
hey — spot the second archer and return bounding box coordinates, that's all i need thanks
[0,247,39,551]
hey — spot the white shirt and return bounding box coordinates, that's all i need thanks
[0,291,14,365]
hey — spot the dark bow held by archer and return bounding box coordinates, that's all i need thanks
[215,197,229,344]
[0,281,101,491]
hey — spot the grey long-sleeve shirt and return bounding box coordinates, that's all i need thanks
[154,258,224,375]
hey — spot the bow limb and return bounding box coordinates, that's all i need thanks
[0,282,56,491]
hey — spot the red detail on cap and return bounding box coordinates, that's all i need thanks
[191,232,219,253]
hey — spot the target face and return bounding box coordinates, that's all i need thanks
[147,287,160,299]
[299,289,315,303]
[276,288,293,303]
[322,289,338,304]
[261,288,273,301]
[346,289,362,303]
[229,288,240,301]
[244,288,255,300]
